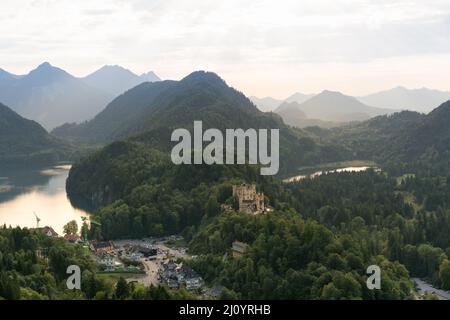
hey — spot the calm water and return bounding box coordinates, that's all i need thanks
[284,166,378,183]
[0,165,90,235]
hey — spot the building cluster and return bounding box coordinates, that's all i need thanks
[232,183,265,214]
[31,226,82,244]
[158,260,203,291]
[91,241,144,273]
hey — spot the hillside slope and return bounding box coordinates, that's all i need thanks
[0,102,72,165]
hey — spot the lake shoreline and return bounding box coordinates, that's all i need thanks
[0,164,91,235]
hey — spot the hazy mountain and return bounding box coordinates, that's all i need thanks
[56,71,280,144]
[358,86,450,113]
[0,102,70,165]
[274,101,342,129]
[250,92,315,112]
[140,71,160,82]
[296,90,396,122]
[285,92,315,104]
[0,68,22,84]
[249,96,283,112]
[318,98,450,169]
[83,65,161,97]
[0,62,113,129]
[54,71,349,176]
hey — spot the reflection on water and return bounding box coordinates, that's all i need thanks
[0,165,90,235]
[284,166,378,183]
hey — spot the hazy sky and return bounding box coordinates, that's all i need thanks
[1,0,450,98]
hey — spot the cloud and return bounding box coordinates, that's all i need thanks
[0,0,450,96]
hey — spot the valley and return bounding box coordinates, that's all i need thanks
[2,69,450,301]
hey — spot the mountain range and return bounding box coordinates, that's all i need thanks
[273,90,396,125]
[357,86,450,113]
[307,99,450,173]
[249,96,283,112]
[54,71,348,176]
[0,63,160,130]
[274,101,340,128]
[252,86,450,119]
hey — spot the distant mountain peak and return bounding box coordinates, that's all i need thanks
[83,65,161,96]
[181,71,225,85]
[102,64,132,72]
[285,92,315,105]
[140,71,157,77]
[29,62,67,75]
[25,62,73,84]
[38,61,52,68]
[319,89,343,96]
[140,70,161,82]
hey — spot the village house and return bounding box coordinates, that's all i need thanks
[32,226,59,238]
[158,261,203,290]
[64,234,82,244]
[232,183,265,214]
[99,256,124,272]
[231,241,249,258]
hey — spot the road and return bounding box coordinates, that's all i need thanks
[113,237,190,287]
[127,259,160,286]
[413,278,450,300]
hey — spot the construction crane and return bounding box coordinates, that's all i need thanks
[33,212,41,228]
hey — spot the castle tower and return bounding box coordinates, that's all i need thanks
[232,183,265,214]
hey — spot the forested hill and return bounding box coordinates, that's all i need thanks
[55,71,349,176]
[53,71,286,144]
[385,100,450,165]
[313,110,424,160]
[307,101,450,174]
[0,102,73,166]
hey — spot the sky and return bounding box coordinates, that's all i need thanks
[1,0,450,98]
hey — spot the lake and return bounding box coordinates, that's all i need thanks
[0,165,90,235]
[284,166,378,183]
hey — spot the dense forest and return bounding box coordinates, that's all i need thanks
[188,171,450,299]
[5,71,450,300]
[57,80,450,300]
[0,102,74,166]
[66,139,450,299]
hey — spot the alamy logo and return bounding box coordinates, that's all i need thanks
[66,265,81,290]
[171,121,279,175]
[366,265,381,290]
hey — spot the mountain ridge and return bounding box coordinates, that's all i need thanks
[55,70,348,176]
[0,102,72,166]
[82,65,161,97]
[0,62,114,129]
[296,90,396,122]
[358,86,450,113]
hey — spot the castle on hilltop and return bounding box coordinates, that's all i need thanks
[232,183,265,215]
